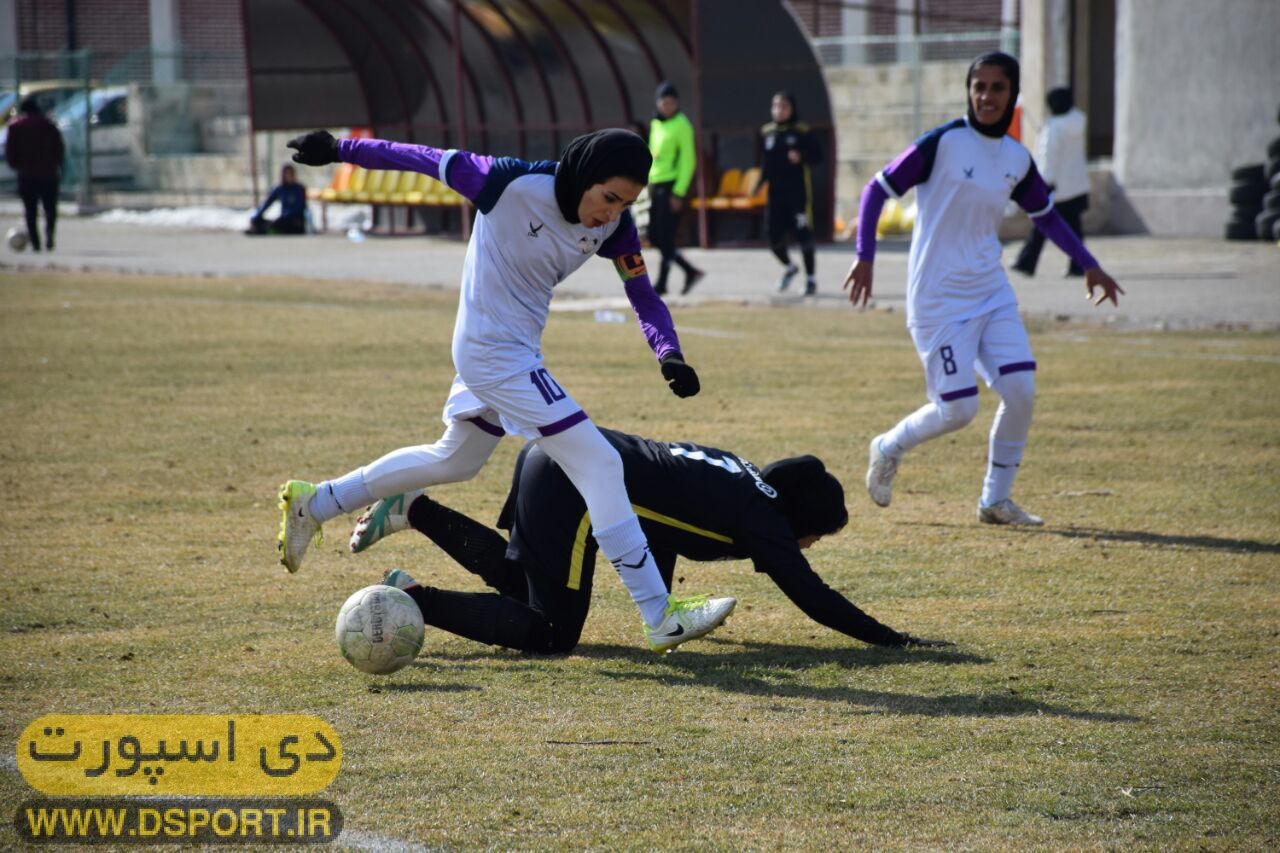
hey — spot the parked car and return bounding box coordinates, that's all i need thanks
[50,86,132,183]
[2,84,130,186]
[0,79,89,126]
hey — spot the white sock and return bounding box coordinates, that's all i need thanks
[537,422,670,627]
[359,419,501,498]
[593,515,670,627]
[981,373,1035,505]
[981,439,1025,505]
[310,470,373,524]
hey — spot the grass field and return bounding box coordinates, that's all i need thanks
[1,270,1277,849]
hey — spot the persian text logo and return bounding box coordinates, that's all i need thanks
[18,715,341,796]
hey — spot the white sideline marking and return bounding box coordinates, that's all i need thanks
[336,829,436,852]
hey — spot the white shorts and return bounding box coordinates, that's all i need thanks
[441,369,588,441]
[909,302,1036,405]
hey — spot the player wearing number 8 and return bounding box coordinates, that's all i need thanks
[276,128,728,652]
[841,52,1123,526]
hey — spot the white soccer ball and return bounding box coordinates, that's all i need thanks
[7,227,28,252]
[335,584,425,674]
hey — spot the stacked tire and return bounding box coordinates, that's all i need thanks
[1225,164,1266,240]
[1261,133,1280,241]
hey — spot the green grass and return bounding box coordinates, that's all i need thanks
[1,271,1277,849]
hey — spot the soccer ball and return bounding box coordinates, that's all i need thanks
[335,584,424,674]
[7,227,28,252]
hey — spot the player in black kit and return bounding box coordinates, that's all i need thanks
[758,91,821,295]
[358,428,949,653]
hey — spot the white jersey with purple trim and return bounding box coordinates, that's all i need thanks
[447,157,626,390]
[877,118,1049,328]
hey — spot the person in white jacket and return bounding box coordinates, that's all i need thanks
[1012,87,1090,277]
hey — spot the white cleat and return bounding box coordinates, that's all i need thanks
[977,498,1044,526]
[866,435,899,507]
[645,594,736,653]
[277,480,323,573]
[351,490,423,553]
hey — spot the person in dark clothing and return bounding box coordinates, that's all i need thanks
[4,97,65,252]
[647,81,704,295]
[1012,87,1090,277]
[247,164,308,235]
[358,428,950,653]
[759,92,821,295]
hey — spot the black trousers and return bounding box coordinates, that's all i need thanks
[18,176,58,250]
[647,181,695,292]
[406,443,674,654]
[1015,193,1088,275]
[248,213,306,235]
[765,190,815,275]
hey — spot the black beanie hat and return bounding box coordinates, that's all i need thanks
[965,51,1021,138]
[553,128,652,224]
[760,455,849,539]
[655,81,679,101]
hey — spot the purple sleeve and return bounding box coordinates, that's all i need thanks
[856,143,931,262]
[337,138,494,202]
[877,143,930,197]
[855,179,889,262]
[623,278,682,361]
[598,218,682,361]
[1031,208,1099,271]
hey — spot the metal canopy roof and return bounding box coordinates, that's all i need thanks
[243,0,833,239]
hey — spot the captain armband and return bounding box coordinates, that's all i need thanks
[613,252,648,282]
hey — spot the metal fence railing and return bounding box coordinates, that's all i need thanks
[2,50,248,205]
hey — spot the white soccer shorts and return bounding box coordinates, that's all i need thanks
[442,368,588,441]
[909,302,1036,405]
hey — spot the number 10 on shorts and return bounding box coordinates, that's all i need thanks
[530,368,567,405]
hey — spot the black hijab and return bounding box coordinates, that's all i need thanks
[553,129,652,224]
[760,455,849,539]
[1046,86,1073,116]
[773,90,799,123]
[965,51,1020,138]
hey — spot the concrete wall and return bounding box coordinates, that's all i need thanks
[1113,0,1280,234]
[824,60,972,222]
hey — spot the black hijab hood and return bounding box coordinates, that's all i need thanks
[965,51,1020,138]
[553,129,652,224]
[773,90,799,123]
[760,455,848,539]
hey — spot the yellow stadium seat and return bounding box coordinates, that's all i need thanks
[334,167,368,202]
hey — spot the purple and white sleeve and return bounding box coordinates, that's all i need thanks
[1012,166,1099,272]
[856,144,929,263]
[598,220,682,362]
[337,138,494,203]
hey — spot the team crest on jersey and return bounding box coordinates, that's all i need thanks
[577,235,600,254]
[614,252,647,282]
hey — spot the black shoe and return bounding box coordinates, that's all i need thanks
[804,277,817,296]
[681,269,705,295]
[45,234,54,251]
[1010,262,1034,277]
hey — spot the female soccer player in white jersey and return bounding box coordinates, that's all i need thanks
[277,128,734,651]
[841,52,1123,526]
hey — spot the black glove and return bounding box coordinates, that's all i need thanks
[287,130,341,166]
[660,354,700,398]
[899,633,955,648]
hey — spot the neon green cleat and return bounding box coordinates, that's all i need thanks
[277,480,323,573]
[350,490,422,554]
[645,593,736,653]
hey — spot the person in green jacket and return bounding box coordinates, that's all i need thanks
[647,81,704,295]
